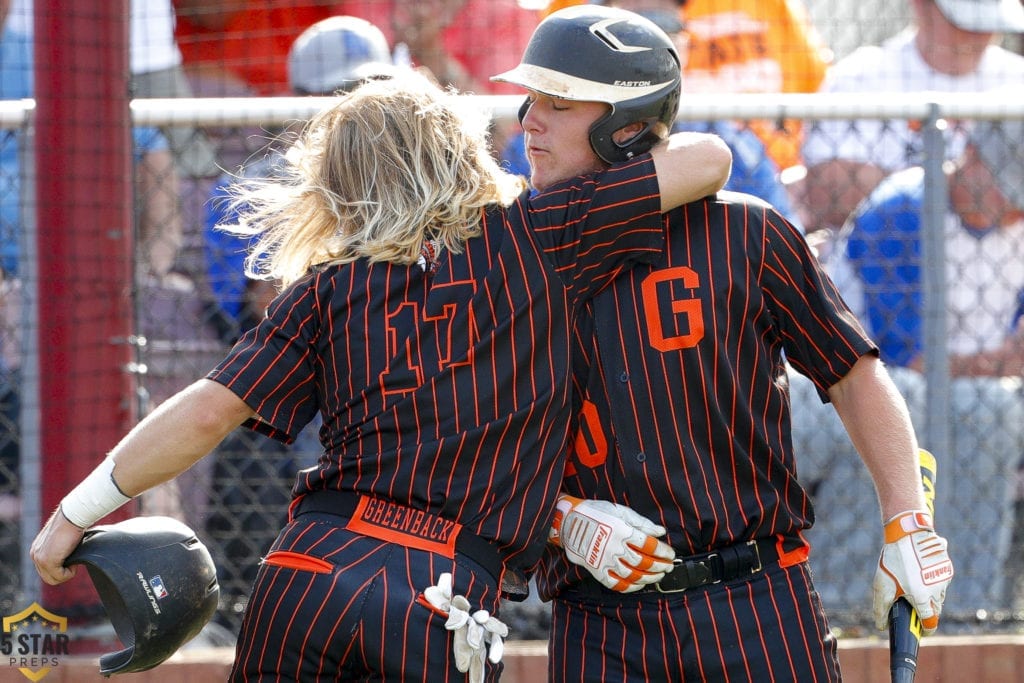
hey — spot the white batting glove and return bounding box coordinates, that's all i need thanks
[549,494,676,593]
[872,510,954,635]
[422,572,509,683]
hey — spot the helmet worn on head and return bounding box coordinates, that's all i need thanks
[492,5,681,163]
[288,15,395,95]
[66,516,220,675]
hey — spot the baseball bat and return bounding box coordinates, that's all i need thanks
[888,448,937,683]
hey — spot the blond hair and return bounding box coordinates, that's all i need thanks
[223,71,527,286]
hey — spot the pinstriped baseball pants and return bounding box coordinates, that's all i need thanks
[229,512,504,682]
[548,561,841,682]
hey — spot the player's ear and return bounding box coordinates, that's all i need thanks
[611,121,648,146]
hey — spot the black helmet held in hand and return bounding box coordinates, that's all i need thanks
[66,516,220,675]
[492,5,682,163]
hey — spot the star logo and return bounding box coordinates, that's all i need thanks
[2,603,70,682]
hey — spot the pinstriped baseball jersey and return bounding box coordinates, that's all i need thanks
[207,155,664,573]
[538,190,878,598]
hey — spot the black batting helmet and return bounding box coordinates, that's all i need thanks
[66,516,220,675]
[491,4,682,163]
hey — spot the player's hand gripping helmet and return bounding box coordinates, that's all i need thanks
[288,15,395,95]
[66,516,220,675]
[492,5,682,164]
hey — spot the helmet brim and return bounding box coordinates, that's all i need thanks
[492,63,674,104]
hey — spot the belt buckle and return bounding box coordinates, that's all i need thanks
[654,552,720,594]
[746,539,762,574]
[655,558,688,594]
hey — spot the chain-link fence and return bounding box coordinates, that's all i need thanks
[3,89,1024,639]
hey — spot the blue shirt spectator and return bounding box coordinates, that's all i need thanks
[203,153,280,336]
[829,166,1024,370]
[1,21,31,277]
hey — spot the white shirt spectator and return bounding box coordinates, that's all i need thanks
[130,0,182,75]
[7,0,183,75]
[802,28,1024,172]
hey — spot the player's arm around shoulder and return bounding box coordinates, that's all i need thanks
[649,131,732,213]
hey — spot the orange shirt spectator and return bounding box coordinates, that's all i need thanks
[683,0,830,170]
[683,0,828,96]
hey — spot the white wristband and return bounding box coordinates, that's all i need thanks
[59,456,132,529]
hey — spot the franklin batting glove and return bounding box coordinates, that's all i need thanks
[873,510,954,635]
[549,494,676,592]
[422,573,508,683]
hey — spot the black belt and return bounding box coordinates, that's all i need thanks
[649,537,779,593]
[574,536,782,596]
[292,490,506,584]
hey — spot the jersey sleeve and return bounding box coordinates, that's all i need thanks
[759,204,878,394]
[524,154,665,305]
[206,272,322,443]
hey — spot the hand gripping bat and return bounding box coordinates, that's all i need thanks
[888,448,937,683]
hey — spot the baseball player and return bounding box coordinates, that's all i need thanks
[493,6,955,681]
[31,69,732,681]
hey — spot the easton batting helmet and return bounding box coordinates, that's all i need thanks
[288,15,395,95]
[66,516,220,675]
[492,5,682,163]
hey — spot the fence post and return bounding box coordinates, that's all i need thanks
[33,0,135,615]
[920,103,951,462]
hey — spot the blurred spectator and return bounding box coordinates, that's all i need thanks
[286,14,395,95]
[680,0,831,173]
[135,128,187,288]
[173,0,338,96]
[199,15,396,618]
[831,123,1024,376]
[9,0,218,177]
[174,0,536,97]
[798,0,1024,237]
[131,0,219,179]
[5,0,196,287]
[802,0,912,61]
[172,0,535,168]
[337,0,537,95]
[615,0,800,223]
[2,0,198,526]
[5,1,189,612]
[335,0,537,154]
[795,110,1024,618]
[0,0,28,281]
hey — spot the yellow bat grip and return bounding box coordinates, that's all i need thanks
[918,449,937,519]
